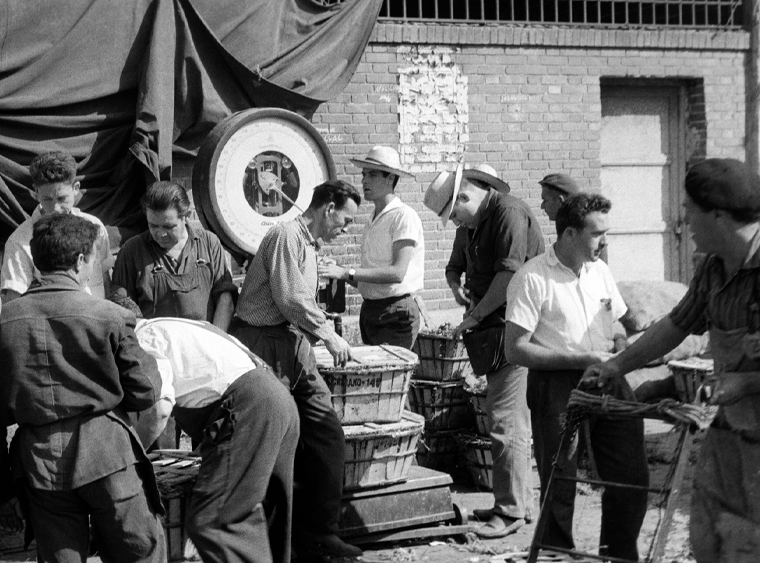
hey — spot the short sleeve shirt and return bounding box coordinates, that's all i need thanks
[1,206,112,298]
[464,189,545,301]
[506,245,627,354]
[358,197,425,299]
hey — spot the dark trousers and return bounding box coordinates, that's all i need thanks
[527,369,649,561]
[359,294,420,350]
[232,322,346,537]
[25,464,165,563]
[174,370,299,563]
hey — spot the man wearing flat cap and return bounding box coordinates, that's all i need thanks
[585,158,760,562]
[539,173,580,221]
[319,146,425,349]
[425,163,544,538]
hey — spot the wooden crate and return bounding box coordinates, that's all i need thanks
[315,344,418,424]
[413,332,473,381]
[342,411,424,490]
[152,454,200,562]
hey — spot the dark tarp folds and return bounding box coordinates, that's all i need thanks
[0,0,382,241]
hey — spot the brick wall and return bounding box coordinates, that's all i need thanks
[313,23,749,315]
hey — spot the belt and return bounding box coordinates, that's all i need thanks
[711,414,760,444]
[363,293,411,305]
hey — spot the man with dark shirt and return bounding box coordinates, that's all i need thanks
[0,213,164,562]
[425,163,544,538]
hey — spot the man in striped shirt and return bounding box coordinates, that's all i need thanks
[585,159,760,563]
[233,179,361,559]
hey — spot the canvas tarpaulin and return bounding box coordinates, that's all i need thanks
[0,0,382,241]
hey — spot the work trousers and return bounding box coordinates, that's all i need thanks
[527,369,649,561]
[232,322,346,537]
[359,294,420,350]
[25,464,165,563]
[174,370,299,563]
[487,363,533,520]
[690,425,760,563]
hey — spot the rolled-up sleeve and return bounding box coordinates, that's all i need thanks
[495,206,533,273]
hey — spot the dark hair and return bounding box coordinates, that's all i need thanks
[309,179,361,210]
[29,151,78,186]
[140,181,191,217]
[685,158,760,223]
[31,214,100,272]
[109,292,144,319]
[556,193,612,237]
[379,171,400,189]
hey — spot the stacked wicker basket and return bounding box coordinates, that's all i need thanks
[408,331,477,483]
[459,380,494,490]
[313,345,424,491]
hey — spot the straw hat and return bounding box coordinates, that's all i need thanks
[349,146,413,178]
[462,164,510,194]
[424,163,464,227]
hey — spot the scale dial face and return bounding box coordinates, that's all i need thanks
[194,109,335,255]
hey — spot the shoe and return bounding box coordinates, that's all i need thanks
[475,514,525,539]
[472,508,493,520]
[294,532,363,557]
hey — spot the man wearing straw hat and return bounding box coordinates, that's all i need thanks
[584,159,760,562]
[424,163,544,538]
[319,145,425,350]
[504,193,647,561]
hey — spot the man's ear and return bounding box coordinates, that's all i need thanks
[324,202,336,216]
[73,252,85,273]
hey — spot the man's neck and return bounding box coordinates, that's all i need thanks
[301,209,321,241]
[553,241,585,276]
[718,222,760,276]
[372,193,396,218]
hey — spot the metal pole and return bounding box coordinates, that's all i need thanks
[747,0,760,173]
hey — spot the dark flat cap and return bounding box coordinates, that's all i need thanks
[685,158,760,222]
[539,173,580,196]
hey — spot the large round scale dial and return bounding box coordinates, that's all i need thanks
[193,108,335,255]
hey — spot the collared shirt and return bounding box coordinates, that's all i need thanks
[1,206,112,298]
[506,245,627,354]
[236,216,332,341]
[112,222,237,321]
[135,318,267,409]
[0,273,160,491]
[358,196,425,300]
[446,189,545,302]
[670,230,760,334]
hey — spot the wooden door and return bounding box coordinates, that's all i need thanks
[600,85,689,282]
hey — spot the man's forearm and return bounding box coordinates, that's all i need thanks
[608,315,688,375]
[212,292,235,331]
[509,340,606,371]
[469,271,513,321]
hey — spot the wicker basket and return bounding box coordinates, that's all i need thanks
[458,434,493,491]
[668,357,714,403]
[413,332,473,381]
[408,379,475,430]
[152,454,200,562]
[415,428,462,474]
[467,391,490,436]
[342,411,424,489]
[314,345,418,424]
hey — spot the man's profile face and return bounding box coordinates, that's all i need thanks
[361,169,393,203]
[322,199,358,242]
[540,186,564,221]
[449,181,486,228]
[573,211,609,262]
[35,181,80,215]
[683,194,715,254]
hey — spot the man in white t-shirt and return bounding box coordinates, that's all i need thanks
[504,193,648,561]
[118,300,299,563]
[1,151,112,302]
[319,146,425,349]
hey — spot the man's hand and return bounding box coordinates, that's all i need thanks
[0,498,23,533]
[452,316,479,341]
[323,333,353,367]
[450,284,471,307]
[580,357,619,392]
[317,262,346,281]
[703,372,749,406]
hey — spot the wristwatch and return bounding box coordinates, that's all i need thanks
[348,268,356,282]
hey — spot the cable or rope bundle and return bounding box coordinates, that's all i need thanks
[566,389,718,430]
